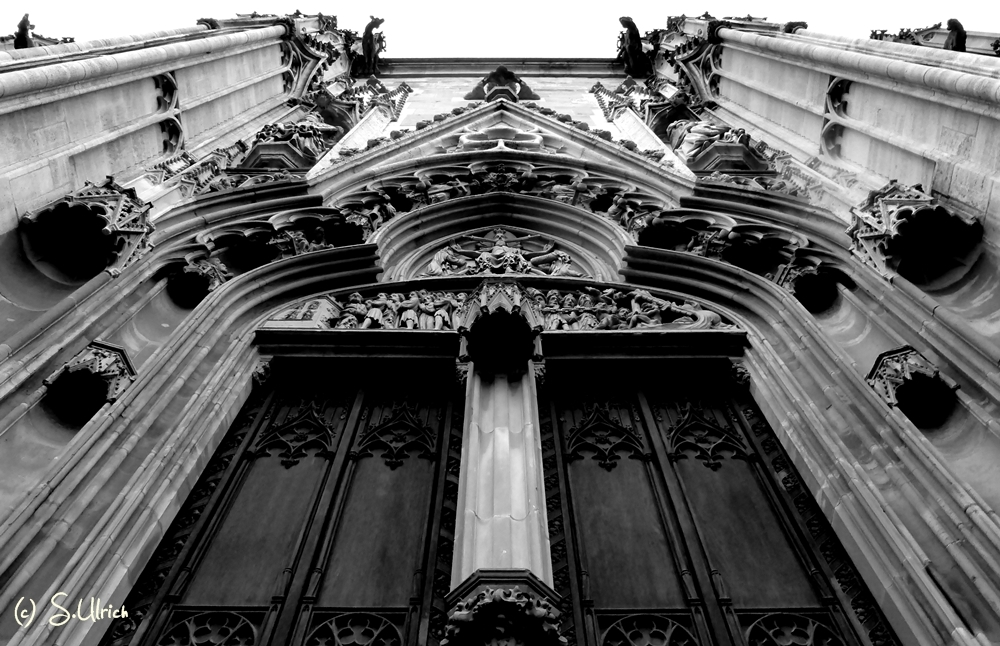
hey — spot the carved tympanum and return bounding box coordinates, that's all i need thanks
[20,177,154,283]
[847,181,982,284]
[441,587,565,646]
[464,66,541,102]
[419,228,587,278]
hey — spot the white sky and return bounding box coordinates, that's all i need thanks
[5,2,998,58]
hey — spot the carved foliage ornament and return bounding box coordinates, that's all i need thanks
[419,228,587,278]
[441,587,566,646]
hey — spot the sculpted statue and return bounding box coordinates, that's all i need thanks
[14,14,34,49]
[359,16,385,75]
[664,120,746,162]
[944,19,967,52]
[419,229,589,278]
[256,118,343,163]
[463,66,541,101]
[617,17,653,78]
[422,245,480,277]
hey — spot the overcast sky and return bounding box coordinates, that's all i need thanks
[5,2,997,58]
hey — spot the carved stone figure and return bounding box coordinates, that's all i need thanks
[421,228,586,278]
[617,17,653,78]
[943,19,967,52]
[665,120,736,162]
[358,16,385,75]
[463,66,541,101]
[14,13,34,49]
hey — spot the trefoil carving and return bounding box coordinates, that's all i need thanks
[564,404,649,471]
[745,613,844,646]
[351,402,436,468]
[251,401,338,467]
[304,612,402,646]
[665,401,748,470]
[601,615,698,646]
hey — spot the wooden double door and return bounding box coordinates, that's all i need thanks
[103,359,894,646]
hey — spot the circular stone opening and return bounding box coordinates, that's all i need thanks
[891,206,982,285]
[896,373,956,429]
[42,369,110,428]
[465,310,536,376]
[166,270,212,309]
[791,272,839,314]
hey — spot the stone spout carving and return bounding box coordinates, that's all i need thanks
[847,181,982,283]
[441,586,565,646]
[20,177,154,282]
[464,66,541,102]
[14,13,34,49]
[419,228,587,278]
[617,17,653,78]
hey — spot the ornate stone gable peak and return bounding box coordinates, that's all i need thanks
[847,181,982,282]
[20,176,154,280]
[46,341,137,403]
[590,76,656,121]
[419,228,587,279]
[464,66,541,102]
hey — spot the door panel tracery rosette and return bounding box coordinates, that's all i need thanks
[597,613,700,646]
[739,610,847,646]
[662,400,750,470]
[303,609,407,646]
[153,607,268,646]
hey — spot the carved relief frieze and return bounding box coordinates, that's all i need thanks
[269,281,740,333]
[419,228,587,278]
[847,181,982,282]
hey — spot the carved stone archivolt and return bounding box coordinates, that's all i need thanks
[264,280,739,334]
[464,66,541,102]
[847,181,982,284]
[20,177,154,283]
[420,228,587,278]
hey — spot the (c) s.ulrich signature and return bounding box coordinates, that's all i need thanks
[15,593,128,627]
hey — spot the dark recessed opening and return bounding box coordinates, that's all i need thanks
[891,206,982,285]
[792,272,839,314]
[22,203,117,284]
[167,270,212,309]
[896,373,956,429]
[465,310,535,377]
[42,369,109,428]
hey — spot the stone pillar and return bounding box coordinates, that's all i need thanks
[452,363,552,588]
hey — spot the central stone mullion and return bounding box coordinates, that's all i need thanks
[453,361,552,588]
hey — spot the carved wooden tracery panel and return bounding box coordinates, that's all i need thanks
[543,361,898,646]
[102,362,462,646]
